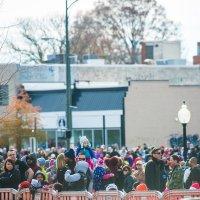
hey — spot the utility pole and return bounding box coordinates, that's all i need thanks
[65,0,72,149]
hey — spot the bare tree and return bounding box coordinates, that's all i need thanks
[93,0,180,63]
[70,12,121,63]
[6,16,65,64]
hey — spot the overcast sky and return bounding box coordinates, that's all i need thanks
[0,0,200,62]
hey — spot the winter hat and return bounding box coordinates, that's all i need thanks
[18,181,30,190]
[34,171,46,180]
[136,183,148,191]
[136,160,143,165]
[37,157,46,166]
[50,153,56,159]
[75,160,89,174]
[64,149,75,160]
[97,158,104,167]
[190,182,200,190]
[106,183,118,191]
[31,179,42,189]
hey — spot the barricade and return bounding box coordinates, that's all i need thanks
[56,191,92,200]
[124,191,162,200]
[17,188,57,200]
[93,191,124,200]
[0,188,18,200]
[40,189,57,200]
[162,190,200,200]
[17,188,40,200]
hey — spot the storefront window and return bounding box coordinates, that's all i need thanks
[72,130,82,147]
[94,130,103,147]
[107,129,121,147]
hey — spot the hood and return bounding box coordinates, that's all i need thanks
[75,161,89,174]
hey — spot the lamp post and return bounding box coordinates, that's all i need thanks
[178,101,191,161]
[65,0,79,149]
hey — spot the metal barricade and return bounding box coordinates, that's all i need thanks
[0,188,18,200]
[162,190,200,200]
[93,191,124,200]
[124,191,162,200]
[56,191,92,200]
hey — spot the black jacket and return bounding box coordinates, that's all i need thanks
[123,172,137,193]
[0,168,21,189]
[145,159,167,192]
[185,166,200,189]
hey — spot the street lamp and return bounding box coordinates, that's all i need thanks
[65,0,79,149]
[178,101,191,161]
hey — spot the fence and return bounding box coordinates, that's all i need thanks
[162,190,200,200]
[0,188,200,200]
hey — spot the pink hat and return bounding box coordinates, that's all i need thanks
[190,183,200,190]
[97,158,104,166]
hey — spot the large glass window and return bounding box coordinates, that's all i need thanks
[72,130,82,146]
[107,129,121,147]
[83,130,93,146]
[94,130,103,147]
[0,85,8,105]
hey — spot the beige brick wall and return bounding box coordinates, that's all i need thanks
[125,80,200,148]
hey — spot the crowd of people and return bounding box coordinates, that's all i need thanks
[0,136,200,196]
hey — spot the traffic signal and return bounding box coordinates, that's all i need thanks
[65,130,72,139]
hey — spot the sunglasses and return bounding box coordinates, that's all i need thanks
[123,169,129,172]
[78,158,86,161]
[154,152,161,155]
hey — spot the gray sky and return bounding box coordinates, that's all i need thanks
[0,0,199,62]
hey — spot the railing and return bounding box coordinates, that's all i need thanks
[162,190,200,200]
[0,188,200,200]
[93,191,123,200]
[124,191,162,200]
[57,191,92,200]
[0,188,18,200]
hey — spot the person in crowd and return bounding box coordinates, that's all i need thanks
[119,146,128,158]
[133,160,145,183]
[0,155,4,174]
[64,160,90,191]
[110,147,120,158]
[93,158,107,191]
[26,153,40,174]
[145,148,167,192]
[93,158,114,191]
[7,150,34,182]
[37,157,48,180]
[166,154,184,190]
[56,153,68,190]
[95,147,104,159]
[185,157,200,189]
[0,158,21,189]
[76,136,94,169]
[124,151,133,167]
[122,165,137,193]
[34,171,49,187]
[105,156,124,191]
[105,183,124,198]
[65,149,76,174]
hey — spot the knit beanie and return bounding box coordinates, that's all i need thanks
[136,183,148,191]
[64,149,75,160]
